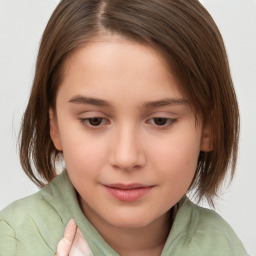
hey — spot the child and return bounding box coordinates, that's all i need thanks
[0,0,249,255]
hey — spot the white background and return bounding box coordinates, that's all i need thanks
[0,1,255,255]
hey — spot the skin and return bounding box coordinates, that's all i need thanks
[50,35,212,255]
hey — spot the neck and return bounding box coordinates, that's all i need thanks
[104,215,171,255]
[80,198,175,255]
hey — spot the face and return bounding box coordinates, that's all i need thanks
[50,36,211,230]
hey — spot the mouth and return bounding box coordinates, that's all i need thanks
[104,183,154,202]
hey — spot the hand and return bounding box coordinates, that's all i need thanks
[55,218,93,256]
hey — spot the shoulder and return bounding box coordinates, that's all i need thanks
[0,172,73,256]
[176,198,248,256]
[0,192,58,255]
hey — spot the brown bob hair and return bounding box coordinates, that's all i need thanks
[20,0,239,206]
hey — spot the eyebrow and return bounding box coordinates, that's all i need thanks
[69,95,111,107]
[143,98,187,108]
[68,95,187,108]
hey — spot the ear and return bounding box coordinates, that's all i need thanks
[49,108,63,151]
[200,123,213,152]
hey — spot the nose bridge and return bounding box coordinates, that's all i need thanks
[111,122,145,170]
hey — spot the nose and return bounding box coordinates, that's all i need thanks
[110,125,146,171]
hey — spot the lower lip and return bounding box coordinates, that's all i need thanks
[105,186,153,202]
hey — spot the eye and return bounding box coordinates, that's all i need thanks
[80,117,109,128]
[147,117,176,128]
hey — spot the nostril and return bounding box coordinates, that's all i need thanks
[112,164,141,172]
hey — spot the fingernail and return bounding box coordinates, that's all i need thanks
[68,218,76,227]
[65,218,77,232]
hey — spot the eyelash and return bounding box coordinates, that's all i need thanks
[79,117,109,129]
[79,117,177,130]
[146,117,177,128]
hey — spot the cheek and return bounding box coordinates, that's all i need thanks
[150,128,201,191]
[153,133,200,169]
[61,135,109,201]
[60,129,109,178]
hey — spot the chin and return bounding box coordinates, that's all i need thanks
[103,210,161,229]
[110,218,152,229]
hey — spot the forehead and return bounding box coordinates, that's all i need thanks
[63,36,169,76]
[58,36,185,106]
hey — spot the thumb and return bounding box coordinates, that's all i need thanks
[69,227,93,256]
[56,218,77,256]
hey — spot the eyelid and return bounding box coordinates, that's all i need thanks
[146,117,177,129]
[78,111,111,129]
[78,110,107,117]
[79,117,110,129]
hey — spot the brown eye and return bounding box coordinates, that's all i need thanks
[153,118,168,126]
[80,117,108,129]
[88,117,103,126]
[147,117,177,128]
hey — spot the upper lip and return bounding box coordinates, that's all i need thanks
[105,183,153,190]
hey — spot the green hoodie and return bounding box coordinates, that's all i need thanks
[0,171,248,256]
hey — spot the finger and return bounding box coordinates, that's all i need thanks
[63,218,77,242]
[56,218,77,256]
[69,227,93,256]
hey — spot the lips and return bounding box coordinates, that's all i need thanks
[107,183,151,189]
[104,183,154,201]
